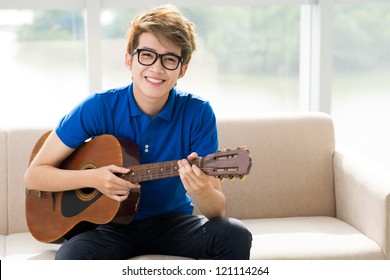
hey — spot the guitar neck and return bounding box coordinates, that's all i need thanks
[123,158,201,183]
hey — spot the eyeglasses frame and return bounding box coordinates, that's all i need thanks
[131,48,183,71]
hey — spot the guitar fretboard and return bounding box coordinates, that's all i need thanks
[123,159,201,183]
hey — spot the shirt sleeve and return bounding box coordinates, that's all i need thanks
[55,93,103,149]
[189,100,219,157]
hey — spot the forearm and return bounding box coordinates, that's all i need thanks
[25,163,136,202]
[195,179,226,219]
[24,165,96,192]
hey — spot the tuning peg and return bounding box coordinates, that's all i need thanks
[217,176,225,182]
[239,175,247,181]
[223,175,235,181]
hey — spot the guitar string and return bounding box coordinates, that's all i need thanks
[124,165,238,183]
[124,159,198,183]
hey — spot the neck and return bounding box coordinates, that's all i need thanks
[132,90,169,118]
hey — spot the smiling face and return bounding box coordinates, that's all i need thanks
[125,32,188,117]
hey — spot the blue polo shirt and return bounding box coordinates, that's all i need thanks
[55,83,218,220]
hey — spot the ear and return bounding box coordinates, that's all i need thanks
[178,64,189,79]
[125,52,132,70]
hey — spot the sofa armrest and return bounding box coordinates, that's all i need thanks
[334,149,390,259]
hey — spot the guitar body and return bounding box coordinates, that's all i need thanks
[26,131,252,243]
[25,132,141,243]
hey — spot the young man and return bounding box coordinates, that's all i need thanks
[24,4,252,260]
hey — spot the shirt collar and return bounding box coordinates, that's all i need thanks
[157,88,175,122]
[128,83,143,117]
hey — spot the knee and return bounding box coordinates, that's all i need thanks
[55,240,87,260]
[212,217,252,259]
[55,242,78,260]
[224,218,252,247]
[55,244,70,260]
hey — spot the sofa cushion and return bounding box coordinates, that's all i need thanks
[244,216,385,259]
[216,113,336,219]
[0,235,5,259]
[5,232,60,260]
[4,217,383,260]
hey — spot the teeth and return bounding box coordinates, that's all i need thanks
[146,77,163,83]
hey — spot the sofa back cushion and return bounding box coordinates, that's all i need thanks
[0,130,7,235]
[7,128,50,234]
[215,112,336,219]
[6,113,335,234]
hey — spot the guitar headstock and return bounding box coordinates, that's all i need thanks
[200,147,252,180]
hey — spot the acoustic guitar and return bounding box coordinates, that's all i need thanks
[25,131,252,243]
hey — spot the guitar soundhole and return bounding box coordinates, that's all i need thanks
[76,188,99,201]
[80,188,94,194]
[77,163,99,201]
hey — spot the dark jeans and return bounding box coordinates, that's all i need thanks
[55,213,252,260]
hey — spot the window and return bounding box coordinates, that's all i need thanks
[332,3,390,168]
[0,10,86,128]
[101,6,300,118]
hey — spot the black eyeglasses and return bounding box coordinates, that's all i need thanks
[132,49,183,70]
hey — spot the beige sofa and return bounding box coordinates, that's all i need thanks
[1,112,389,260]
